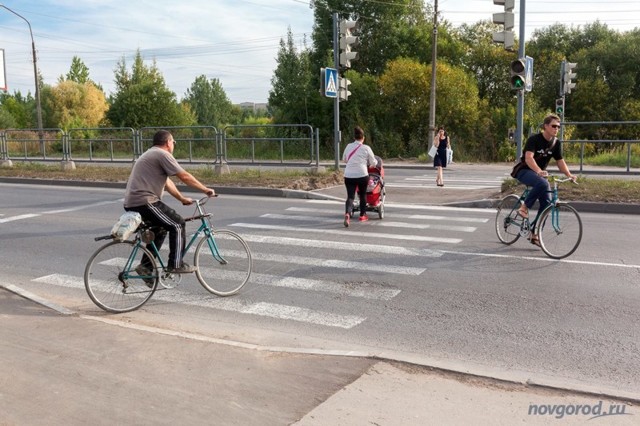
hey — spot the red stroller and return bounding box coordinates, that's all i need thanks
[353,156,385,219]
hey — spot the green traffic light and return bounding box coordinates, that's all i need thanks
[556,107,564,114]
[511,76,526,89]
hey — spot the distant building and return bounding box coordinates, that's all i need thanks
[237,102,268,114]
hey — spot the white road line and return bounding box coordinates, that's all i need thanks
[385,183,498,190]
[0,213,40,223]
[231,222,462,244]
[241,234,442,257]
[33,274,365,329]
[404,177,502,184]
[260,213,475,233]
[0,199,122,223]
[285,207,488,223]
[306,199,496,214]
[249,251,425,275]
[375,221,476,232]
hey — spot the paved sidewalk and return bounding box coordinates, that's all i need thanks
[1,286,638,425]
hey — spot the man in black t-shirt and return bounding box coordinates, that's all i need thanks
[514,114,576,244]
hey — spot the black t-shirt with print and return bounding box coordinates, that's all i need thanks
[520,132,562,171]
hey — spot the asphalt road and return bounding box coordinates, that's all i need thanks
[1,180,639,399]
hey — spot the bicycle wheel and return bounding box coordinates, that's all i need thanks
[537,203,583,259]
[84,240,158,313]
[495,194,522,245]
[194,230,252,296]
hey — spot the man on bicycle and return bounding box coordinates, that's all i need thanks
[124,130,215,274]
[514,114,576,244]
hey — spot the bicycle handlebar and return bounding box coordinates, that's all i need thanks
[549,175,578,185]
[196,194,218,206]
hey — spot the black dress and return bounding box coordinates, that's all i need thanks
[433,136,448,168]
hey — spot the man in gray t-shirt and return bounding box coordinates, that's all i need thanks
[124,130,215,274]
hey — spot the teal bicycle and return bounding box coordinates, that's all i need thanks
[495,176,583,259]
[84,196,252,313]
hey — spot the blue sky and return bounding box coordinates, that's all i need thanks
[0,0,637,104]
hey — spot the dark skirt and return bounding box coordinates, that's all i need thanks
[433,148,447,168]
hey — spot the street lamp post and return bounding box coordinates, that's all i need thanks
[0,4,44,143]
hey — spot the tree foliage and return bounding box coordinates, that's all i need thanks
[184,75,234,128]
[44,80,108,129]
[107,51,195,128]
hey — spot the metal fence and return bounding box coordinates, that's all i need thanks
[1,128,66,161]
[561,121,640,173]
[1,125,317,166]
[222,124,315,166]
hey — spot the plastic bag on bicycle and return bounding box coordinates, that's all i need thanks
[110,211,142,241]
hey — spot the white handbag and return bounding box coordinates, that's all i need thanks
[428,145,437,158]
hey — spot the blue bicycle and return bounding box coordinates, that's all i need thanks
[495,176,583,259]
[84,196,252,313]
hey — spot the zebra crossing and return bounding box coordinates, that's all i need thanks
[387,172,504,190]
[31,200,494,329]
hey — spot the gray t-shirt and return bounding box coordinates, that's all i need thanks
[124,147,185,208]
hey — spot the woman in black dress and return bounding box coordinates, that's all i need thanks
[433,127,450,186]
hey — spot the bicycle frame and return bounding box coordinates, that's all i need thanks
[126,197,227,276]
[511,176,567,231]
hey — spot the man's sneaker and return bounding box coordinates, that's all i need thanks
[359,215,369,222]
[167,263,197,274]
[135,264,155,288]
[343,214,350,227]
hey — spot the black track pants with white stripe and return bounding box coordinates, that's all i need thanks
[125,201,186,269]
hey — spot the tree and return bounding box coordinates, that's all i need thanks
[183,75,234,128]
[63,56,91,84]
[0,91,33,128]
[268,28,314,124]
[107,51,195,128]
[44,80,108,129]
[378,58,480,157]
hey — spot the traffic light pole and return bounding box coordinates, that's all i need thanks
[514,0,526,160]
[332,12,341,170]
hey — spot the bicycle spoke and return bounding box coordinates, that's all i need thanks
[538,204,583,259]
[84,241,157,312]
[495,194,522,245]
[194,230,252,296]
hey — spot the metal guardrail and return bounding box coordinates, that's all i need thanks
[139,126,219,164]
[1,128,65,161]
[222,124,315,166]
[561,121,640,173]
[67,127,136,162]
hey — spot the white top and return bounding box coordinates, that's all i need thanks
[342,141,376,178]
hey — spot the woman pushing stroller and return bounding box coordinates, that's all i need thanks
[342,126,377,227]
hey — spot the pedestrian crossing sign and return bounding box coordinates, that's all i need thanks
[323,67,338,98]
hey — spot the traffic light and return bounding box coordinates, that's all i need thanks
[561,61,577,95]
[339,19,358,69]
[492,0,515,50]
[510,58,526,90]
[339,77,351,101]
[555,98,565,115]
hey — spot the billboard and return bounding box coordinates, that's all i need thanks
[0,49,6,91]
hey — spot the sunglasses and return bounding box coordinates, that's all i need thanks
[550,124,561,129]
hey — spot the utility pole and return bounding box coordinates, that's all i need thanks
[515,0,526,159]
[0,4,44,147]
[427,0,438,148]
[332,12,340,170]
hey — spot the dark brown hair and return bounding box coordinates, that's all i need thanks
[152,130,173,146]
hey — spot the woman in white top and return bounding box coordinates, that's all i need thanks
[341,126,377,227]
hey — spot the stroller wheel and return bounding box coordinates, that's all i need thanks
[378,203,384,219]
